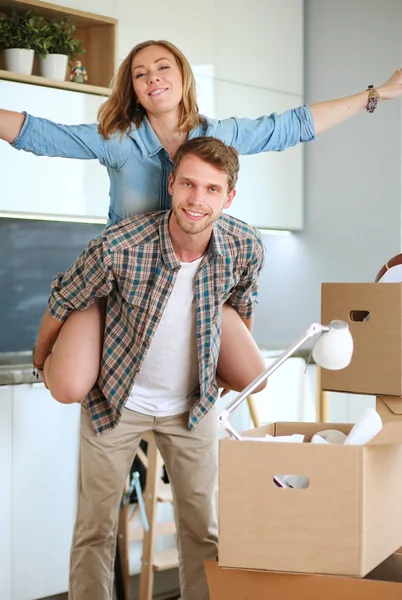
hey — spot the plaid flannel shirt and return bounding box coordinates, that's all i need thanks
[49,211,266,434]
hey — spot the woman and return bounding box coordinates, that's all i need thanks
[1,39,402,402]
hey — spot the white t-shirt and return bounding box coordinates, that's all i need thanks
[125,257,202,416]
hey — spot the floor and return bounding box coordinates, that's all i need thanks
[43,591,180,600]
[42,570,180,600]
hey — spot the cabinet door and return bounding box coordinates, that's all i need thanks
[12,383,81,600]
[0,80,109,220]
[0,385,12,600]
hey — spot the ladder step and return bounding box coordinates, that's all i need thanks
[153,547,179,571]
[157,483,173,503]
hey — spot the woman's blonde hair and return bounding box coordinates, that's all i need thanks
[98,40,203,139]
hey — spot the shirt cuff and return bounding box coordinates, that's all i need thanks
[297,105,317,143]
[48,296,73,322]
[11,112,35,150]
[231,302,255,320]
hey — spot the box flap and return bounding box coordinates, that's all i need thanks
[240,423,276,437]
[378,396,402,416]
[240,422,354,441]
[368,421,402,445]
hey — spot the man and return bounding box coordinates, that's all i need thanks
[34,137,266,600]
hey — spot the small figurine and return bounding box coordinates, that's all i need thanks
[70,60,88,84]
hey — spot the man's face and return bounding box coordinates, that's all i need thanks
[168,154,235,235]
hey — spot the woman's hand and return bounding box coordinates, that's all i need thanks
[378,68,402,101]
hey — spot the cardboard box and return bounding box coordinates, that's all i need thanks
[206,553,402,600]
[377,396,402,422]
[321,283,402,396]
[218,421,402,577]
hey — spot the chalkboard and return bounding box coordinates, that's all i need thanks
[0,218,104,353]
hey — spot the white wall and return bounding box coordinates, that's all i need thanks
[253,0,402,349]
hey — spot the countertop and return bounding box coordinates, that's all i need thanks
[0,352,39,385]
[0,345,315,387]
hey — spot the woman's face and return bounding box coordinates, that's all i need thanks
[131,45,183,118]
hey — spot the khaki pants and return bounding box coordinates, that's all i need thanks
[68,404,218,600]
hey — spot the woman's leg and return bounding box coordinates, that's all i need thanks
[217,303,267,393]
[44,300,106,404]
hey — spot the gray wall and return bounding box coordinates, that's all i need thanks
[254,0,402,348]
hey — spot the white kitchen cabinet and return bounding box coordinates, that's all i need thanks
[12,383,81,600]
[0,385,12,600]
[0,80,109,221]
[215,0,304,96]
[214,80,305,231]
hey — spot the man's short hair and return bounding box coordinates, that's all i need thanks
[172,137,239,192]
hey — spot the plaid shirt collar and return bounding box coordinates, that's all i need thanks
[158,210,225,269]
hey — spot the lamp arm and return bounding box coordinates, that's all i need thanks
[217,322,329,438]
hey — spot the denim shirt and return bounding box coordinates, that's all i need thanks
[12,107,315,225]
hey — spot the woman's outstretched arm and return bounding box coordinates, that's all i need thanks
[0,109,25,143]
[310,68,402,135]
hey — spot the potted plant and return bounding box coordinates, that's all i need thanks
[37,18,85,81]
[0,10,45,75]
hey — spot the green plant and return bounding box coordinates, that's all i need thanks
[0,10,46,52]
[36,18,85,59]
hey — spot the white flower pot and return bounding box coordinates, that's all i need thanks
[3,48,34,75]
[39,54,69,81]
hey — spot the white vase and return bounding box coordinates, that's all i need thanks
[3,48,34,75]
[39,54,69,81]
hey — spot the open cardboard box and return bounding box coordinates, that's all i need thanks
[206,551,402,600]
[321,283,402,396]
[377,396,402,422]
[218,420,402,577]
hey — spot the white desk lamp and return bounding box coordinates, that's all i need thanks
[217,320,354,441]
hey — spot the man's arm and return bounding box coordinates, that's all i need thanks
[34,309,64,368]
[241,316,253,331]
[217,236,266,394]
[226,234,266,320]
[216,312,255,393]
[33,232,114,367]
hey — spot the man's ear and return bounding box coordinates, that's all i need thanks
[223,189,236,210]
[168,173,174,196]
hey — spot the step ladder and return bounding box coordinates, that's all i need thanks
[117,432,180,600]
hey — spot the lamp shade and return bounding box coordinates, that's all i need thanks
[312,319,353,370]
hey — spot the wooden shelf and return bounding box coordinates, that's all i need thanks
[0,0,117,90]
[0,68,111,96]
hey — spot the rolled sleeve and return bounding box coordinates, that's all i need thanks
[213,104,316,155]
[47,233,114,321]
[10,112,132,168]
[11,112,35,150]
[227,235,266,318]
[297,105,316,143]
[48,285,74,322]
